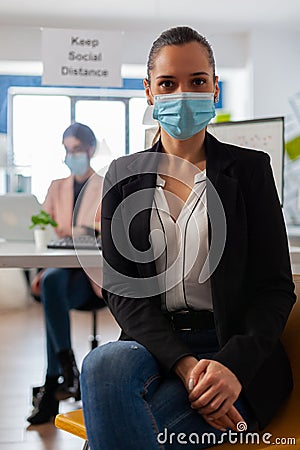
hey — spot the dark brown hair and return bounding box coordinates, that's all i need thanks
[146,26,216,83]
[62,122,96,148]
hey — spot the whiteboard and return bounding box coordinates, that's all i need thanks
[208,117,284,204]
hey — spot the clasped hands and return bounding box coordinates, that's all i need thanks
[175,356,244,432]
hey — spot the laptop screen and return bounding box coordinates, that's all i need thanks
[0,194,41,241]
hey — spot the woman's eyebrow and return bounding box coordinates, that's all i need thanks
[190,71,209,76]
[155,75,176,80]
[155,71,209,80]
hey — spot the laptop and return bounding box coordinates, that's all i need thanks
[0,194,41,241]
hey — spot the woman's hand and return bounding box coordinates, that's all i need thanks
[55,225,83,238]
[55,226,72,238]
[31,270,45,297]
[188,359,243,429]
[202,404,245,432]
[174,356,244,431]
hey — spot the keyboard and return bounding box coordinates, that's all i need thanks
[47,235,101,250]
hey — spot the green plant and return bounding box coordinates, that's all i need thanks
[29,210,58,230]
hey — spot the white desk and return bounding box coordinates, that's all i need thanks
[0,240,300,274]
[0,241,102,269]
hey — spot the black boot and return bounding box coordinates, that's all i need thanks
[32,385,43,407]
[55,349,81,401]
[27,375,59,425]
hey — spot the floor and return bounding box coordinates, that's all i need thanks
[0,296,121,450]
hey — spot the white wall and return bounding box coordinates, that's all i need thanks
[0,27,41,61]
[0,26,248,68]
[250,30,300,119]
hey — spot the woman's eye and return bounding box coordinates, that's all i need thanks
[192,78,205,86]
[159,80,174,88]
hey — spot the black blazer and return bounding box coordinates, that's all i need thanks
[101,132,296,429]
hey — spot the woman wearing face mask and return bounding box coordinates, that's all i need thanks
[81,27,296,449]
[27,122,103,425]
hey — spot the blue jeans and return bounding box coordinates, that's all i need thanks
[40,268,98,376]
[81,330,257,450]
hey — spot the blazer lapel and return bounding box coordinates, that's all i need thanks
[205,132,238,246]
[205,133,248,339]
[60,176,74,229]
[121,145,161,280]
[76,171,103,227]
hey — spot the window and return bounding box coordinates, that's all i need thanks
[129,97,150,153]
[75,99,126,175]
[8,87,145,202]
[11,94,70,202]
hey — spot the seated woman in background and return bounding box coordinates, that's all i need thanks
[80,27,296,449]
[27,122,103,425]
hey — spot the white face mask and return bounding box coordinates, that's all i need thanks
[65,152,89,176]
[153,92,215,140]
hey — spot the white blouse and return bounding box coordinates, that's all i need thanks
[150,170,213,312]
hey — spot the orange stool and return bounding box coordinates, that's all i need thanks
[55,409,88,450]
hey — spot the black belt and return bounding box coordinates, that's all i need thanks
[165,310,215,331]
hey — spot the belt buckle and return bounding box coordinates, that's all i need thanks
[171,310,193,331]
[178,311,192,331]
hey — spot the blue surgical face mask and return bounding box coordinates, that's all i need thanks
[65,152,89,176]
[153,92,215,140]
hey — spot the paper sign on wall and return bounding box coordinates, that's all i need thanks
[42,28,122,87]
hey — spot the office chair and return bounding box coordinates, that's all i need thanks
[75,299,104,350]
